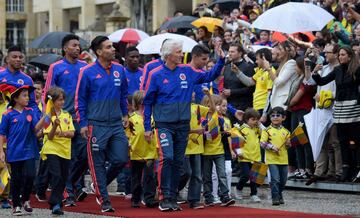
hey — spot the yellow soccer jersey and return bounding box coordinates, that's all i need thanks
[252,67,273,111]
[186,104,209,155]
[237,124,261,162]
[0,101,7,149]
[203,112,224,156]
[260,125,290,165]
[41,110,75,160]
[128,112,157,160]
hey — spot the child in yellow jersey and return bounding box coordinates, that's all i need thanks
[128,91,158,208]
[202,94,235,207]
[40,87,75,215]
[260,107,290,206]
[234,108,262,203]
[181,89,209,209]
[0,94,10,209]
[211,96,233,204]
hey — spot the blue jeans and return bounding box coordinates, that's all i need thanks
[184,154,202,204]
[202,154,229,203]
[268,164,288,200]
[156,122,189,201]
[236,162,257,196]
[87,124,129,203]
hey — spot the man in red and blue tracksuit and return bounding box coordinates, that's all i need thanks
[43,34,88,205]
[139,58,163,91]
[75,36,129,213]
[143,39,225,212]
[124,46,142,96]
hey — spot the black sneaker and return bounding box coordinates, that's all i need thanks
[35,194,47,202]
[101,200,115,212]
[145,199,159,208]
[189,202,204,209]
[131,201,140,208]
[12,206,23,216]
[52,204,64,215]
[22,201,33,213]
[176,196,187,204]
[171,199,182,211]
[204,200,215,207]
[272,199,280,206]
[279,197,285,204]
[220,197,235,207]
[64,197,76,207]
[158,199,172,212]
[76,189,88,202]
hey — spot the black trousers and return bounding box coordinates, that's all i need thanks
[131,160,156,204]
[9,159,36,207]
[47,155,70,207]
[35,159,50,196]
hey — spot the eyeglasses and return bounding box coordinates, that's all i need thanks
[270,114,282,118]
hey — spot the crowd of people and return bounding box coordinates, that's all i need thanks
[0,0,360,216]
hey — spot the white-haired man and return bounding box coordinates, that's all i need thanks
[143,39,234,212]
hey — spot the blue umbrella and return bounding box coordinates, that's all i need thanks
[29,32,89,49]
[159,16,197,30]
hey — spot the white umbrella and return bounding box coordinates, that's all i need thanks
[136,33,198,55]
[108,28,149,43]
[252,2,334,34]
[304,108,333,161]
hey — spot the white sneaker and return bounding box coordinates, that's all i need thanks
[90,182,96,193]
[213,197,221,204]
[250,195,261,203]
[234,189,242,200]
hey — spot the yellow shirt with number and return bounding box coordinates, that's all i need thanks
[203,112,224,156]
[237,124,261,162]
[41,110,75,160]
[252,67,273,111]
[127,112,157,160]
[0,101,7,149]
[186,104,209,155]
[260,125,290,165]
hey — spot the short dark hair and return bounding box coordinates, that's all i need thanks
[229,43,245,55]
[90,36,109,57]
[270,106,286,116]
[191,44,210,57]
[255,48,272,62]
[7,45,23,54]
[125,46,139,56]
[313,38,326,49]
[243,108,260,122]
[61,34,80,56]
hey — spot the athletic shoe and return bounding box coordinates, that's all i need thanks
[23,201,33,213]
[279,197,285,204]
[101,200,115,212]
[250,195,261,203]
[52,204,64,215]
[189,202,204,209]
[90,182,96,193]
[35,194,47,202]
[204,200,215,207]
[1,199,11,209]
[131,201,140,208]
[213,196,222,204]
[171,200,182,211]
[234,189,243,200]
[272,199,280,206]
[158,199,172,212]
[64,197,76,207]
[76,189,88,202]
[12,206,22,216]
[145,200,159,208]
[220,197,235,207]
[176,196,187,204]
[116,186,126,196]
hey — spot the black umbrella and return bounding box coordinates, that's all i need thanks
[159,16,197,30]
[29,53,63,71]
[29,32,89,49]
[209,0,241,11]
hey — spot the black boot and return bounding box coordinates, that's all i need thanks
[341,166,350,182]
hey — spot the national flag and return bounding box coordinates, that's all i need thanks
[43,98,54,129]
[207,116,219,140]
[249,161,268,185]
[0,163,10,195]
[228,128,245,150]
[290,123,309,147]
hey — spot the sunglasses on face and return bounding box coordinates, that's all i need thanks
[270,113,282,118]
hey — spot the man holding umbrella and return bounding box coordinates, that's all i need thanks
[43,34,88,206]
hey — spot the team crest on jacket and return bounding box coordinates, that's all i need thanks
[64,118,69,124]
[113,71,120,78]
[92,137,97,143]
[160,133,166,139]
[179,73,186,81]
[26,115,32,122]
[17,79,24,85]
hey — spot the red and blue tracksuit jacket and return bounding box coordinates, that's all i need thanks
[75,60,128,128]
[0,68,41,117]
[124,67,142,96]
[44,58,87,116]
[140,58,163,91]
[143,58,225,132]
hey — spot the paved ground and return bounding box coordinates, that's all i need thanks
[0,187,358,217]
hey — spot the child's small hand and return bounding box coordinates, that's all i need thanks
[231,151,237,159]
[53,118,60,127]
[202,87,210,96]
[272,146,280,154]
[285,138,291,147]
[0,151,5,163]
